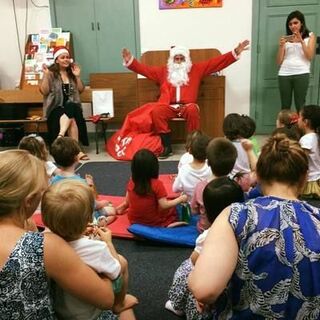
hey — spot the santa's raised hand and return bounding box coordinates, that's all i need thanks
[71,63,81,77]
[122,48,132,64]
[234,40,250,55]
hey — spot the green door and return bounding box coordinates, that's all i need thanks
[94,0,138,73]
[251,0,320,134]
[49,0,140,84]
[50,0,99,83]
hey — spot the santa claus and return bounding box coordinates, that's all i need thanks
[106,40,249,160]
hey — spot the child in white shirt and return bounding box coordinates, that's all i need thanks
[298,105,320,198]
[173,134,212,200]
[41,179,138,318]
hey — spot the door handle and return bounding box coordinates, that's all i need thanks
[91,22,95,31]
[97,22,100,31]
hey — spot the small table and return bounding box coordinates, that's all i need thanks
[86,116,113,154]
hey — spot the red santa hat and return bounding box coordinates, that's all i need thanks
[53,46,71,61]
[169,45,190,59]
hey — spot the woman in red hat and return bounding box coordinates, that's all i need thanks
[40,46,89,160]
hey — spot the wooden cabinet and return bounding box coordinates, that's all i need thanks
[49,0,140,84]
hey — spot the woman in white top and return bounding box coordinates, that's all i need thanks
[277,10,316,112]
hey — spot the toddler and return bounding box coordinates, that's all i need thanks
[50,136,116,225]
[191,137,237,232]
[41,179,138,317]
[298,105,320,198]
[116,149,188,227]
[223,113,257,191]
[178,130,202,170]
[166,177,244,319]
[173,134,212,200]
[18,134,60,177]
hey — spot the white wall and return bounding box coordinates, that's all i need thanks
[0,0,51,89]
[138,0,253,115]
[1,0,252,115]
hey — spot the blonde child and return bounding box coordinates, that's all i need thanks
[298,104,320,198]
[50,136,116,225]
[166,177,244,318]
[116,149,188,227]
[18,134,60,177]
[0,150,121,319]
[41,179,138,318]
[173,134,212,200]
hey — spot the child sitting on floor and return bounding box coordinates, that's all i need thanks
[178,130,203,170]
[173,134,212,200]
[18,134,60,178]
[298,105,320,199]
[41,179,138,318]
[116,149,188,227]
[191,137,238,232]
[50,136,116,225]
[165,177,244,319]
[275,109,302,140]
[223,113,257,192]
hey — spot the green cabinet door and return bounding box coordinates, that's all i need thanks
[251,0,320,134]
[49,0,140,83]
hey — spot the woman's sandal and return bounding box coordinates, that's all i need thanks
[78,151,90,161]
[57,134,64,138]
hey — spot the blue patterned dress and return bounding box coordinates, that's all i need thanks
[0,232,55,319]
[214,196,320,319]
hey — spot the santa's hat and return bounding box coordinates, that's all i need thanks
[53,46,71,61]
[169,45,190,59]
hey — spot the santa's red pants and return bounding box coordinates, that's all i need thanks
[151,103,200,134]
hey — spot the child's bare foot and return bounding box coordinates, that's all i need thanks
[113,294,139,314]
[97,215,117,227]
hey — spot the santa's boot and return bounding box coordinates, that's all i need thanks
[159,133,173,159]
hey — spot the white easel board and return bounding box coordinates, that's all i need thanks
[92,89,114,117]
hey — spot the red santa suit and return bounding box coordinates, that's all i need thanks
[106,50,237,160]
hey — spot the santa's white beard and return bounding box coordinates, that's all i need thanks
[167,60,192,87]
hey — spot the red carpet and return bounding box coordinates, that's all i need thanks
[32,175,177,239]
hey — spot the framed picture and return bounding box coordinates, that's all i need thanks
[159,0,222,10]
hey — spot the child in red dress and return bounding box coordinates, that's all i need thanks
[116,149,187,227]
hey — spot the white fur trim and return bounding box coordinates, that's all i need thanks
[53,48,69,61]
[169,46,190,59]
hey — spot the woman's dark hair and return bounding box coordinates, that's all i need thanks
[48,61,76,83]
[286,10,310,39]
[223,113,243,140]
[203,177,244,224]
[257,133,308,189]
[131,149,159,196]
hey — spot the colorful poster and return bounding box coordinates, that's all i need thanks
[159,0,222,9]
